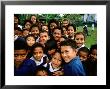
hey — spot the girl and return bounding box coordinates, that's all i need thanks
[44,51,64,76]
[25,34,36,58]
[74,32,85,50]
[30,43,49,68]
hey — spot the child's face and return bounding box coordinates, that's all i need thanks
[23,30,29,37]
[50,22,57,30]
[67,26,75,37]
[62,20,69,27]
[42,26,48,32]
[75,34,85,48]
[26,36,35,47]
[57,38,65,49]
[39,32,49,44]
[90,49,97,61]
[25,22,31,30]
[14,49,28,63]
[14,30,22,36]
[33,47,43,61]
[48,49,56,55]
[31,16,36,24]
[14,16,18,24]
[62,27,67,35]
[31,27,39,37]
[53,29,61,41]
[78,51,88,61]
[61,46,77,63]
[36,70,48,76]
[51,52,62,68]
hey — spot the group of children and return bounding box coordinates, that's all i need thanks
[14,14,97,76]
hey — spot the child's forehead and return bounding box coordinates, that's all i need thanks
[40,32,48,36]
[54,52,60,55]
[34,47,43,51]
[76,34,84,36]
[27,36,35,39]
[14,49,27,53]
[61,45,73,49]
[79,51,88,55]
[32,27,39,30]
[31,15,36,18]
[54,29,61,32]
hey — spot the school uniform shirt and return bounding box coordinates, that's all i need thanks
[35,36,40,42]
[77,44,85,51]
[14,59,36,76]
[30,54,48,67]
[44,62,62,72]
[64,56,86,76]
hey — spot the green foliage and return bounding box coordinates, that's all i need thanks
[18,14,84,26]
[77,26,97,48]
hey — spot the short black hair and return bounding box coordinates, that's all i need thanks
[78,47,89,55]
[90,44,97,54]
[24,20,32,26]
[53,27,62,33]
[31,43,44,53]
[40,30,48,35]
[30,24,39,31]
[45,39,57,50]
[25,34,35,42]
[60,39,77,49]
[14,37,27,50]
[67,24,76,32]
[35,66,50,76]
[74,32,86,40]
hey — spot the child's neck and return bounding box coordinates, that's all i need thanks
[15,61,22,69]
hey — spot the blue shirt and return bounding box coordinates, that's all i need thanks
[14,59,36,76]
[64,56,86,76]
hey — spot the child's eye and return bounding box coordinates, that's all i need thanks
[80,38,84,41]
[65,50,69,53]
[76,38,79,40]
[14,54,18,57]
[21,54,26,57]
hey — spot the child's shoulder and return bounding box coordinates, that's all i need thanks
[70,56,81,64]
[23,58,36,65]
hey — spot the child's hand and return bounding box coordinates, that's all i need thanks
[52,71,64,76]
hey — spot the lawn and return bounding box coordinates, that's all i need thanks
[76,26,97,49]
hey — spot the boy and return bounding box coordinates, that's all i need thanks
[77,47,89,61]
[39,30,49,47]
[30,24,40,42]
[67,24,76,40]
[14,38,36,76]
[60,39,86,76]
[77,47,90,75]
[74,32,85,50]
[35,66,49,76]
[87,44,97,76]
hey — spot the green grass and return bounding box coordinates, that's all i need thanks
[76,26,97,48]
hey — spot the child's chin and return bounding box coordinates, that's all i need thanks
[65,60,70,63]
[15,60,23,62]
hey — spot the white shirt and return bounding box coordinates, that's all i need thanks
[44,62,61,72]
[30,54,48,66]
